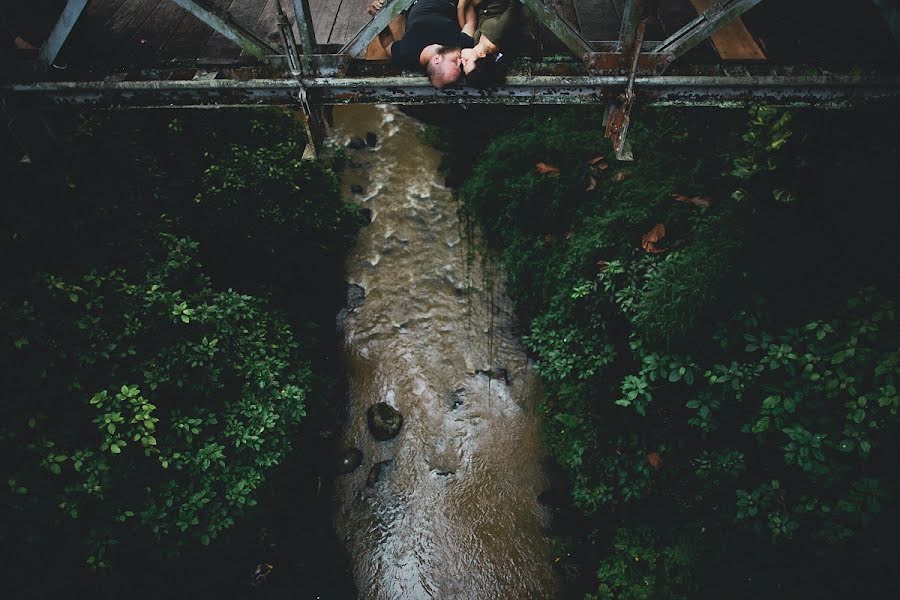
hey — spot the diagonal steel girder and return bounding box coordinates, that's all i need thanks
[170,0,279,61]
[519,0,594,60]
[38,0,89,68]
[654,0,764,59]
[341,0,417,58]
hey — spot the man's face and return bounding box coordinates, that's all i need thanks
[432,49,463,88]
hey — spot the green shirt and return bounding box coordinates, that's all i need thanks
[474,0,521,50]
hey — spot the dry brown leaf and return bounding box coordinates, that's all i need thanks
[565,231,575,240]
[641,223,668,254]
[586,175,599,191]
[612,170,630,183]
[646,452,663,470]
[596,260,609,271]
[595,162,610,171]
[535,162,560,175]
[587,155,606,165]
[672,193,712,208]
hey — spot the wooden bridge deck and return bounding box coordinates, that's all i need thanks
[3,0,897,74]
[0,0,805,71]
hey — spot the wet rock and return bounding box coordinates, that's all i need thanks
[365,132,378,147]
[346,283,365,309]
[446,387,466,410]
[351,184,365,195]
[349,160,363,168]
[366,459,393,488]
[475,368,511,385]
[337,448,363,474]
[346,137,366,150]
[359,208,372,223]
[367,402,403,441]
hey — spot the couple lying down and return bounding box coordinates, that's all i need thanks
[369,0,520,88]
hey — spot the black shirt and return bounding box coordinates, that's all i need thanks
[391,0,475,69]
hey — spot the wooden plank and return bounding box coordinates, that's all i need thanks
[363,13,404,59]
[127,0,192,64]
[240,0,279,61]
[310,0,343,45]
[688,0,765,59]
[572,0,619,40]
[329,0,371,45]
[657,0,697,37]
[161,0,232,60]
[203,0,270,61]
[62,0,128,62]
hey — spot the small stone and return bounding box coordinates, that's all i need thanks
[337,448,363,474]
[366,459,393,487]
[365,132,378,147]
[367,402,404,441]
[351,184,365,194]
[346,137,366,150]
[346,283,366,309]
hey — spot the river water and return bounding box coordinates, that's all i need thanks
[330,105,556,599]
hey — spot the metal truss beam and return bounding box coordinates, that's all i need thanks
[654,0,763,59]
[291,0,317,55]
[38,0,89,68]
[618,0,642,51]
[4,74,899,109]
[170,0,279,61]
[519,0,593,60]
[340,0,417,58]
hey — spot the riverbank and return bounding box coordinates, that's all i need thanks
[422,104,900,598]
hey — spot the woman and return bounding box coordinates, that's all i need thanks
[456,0,521,87]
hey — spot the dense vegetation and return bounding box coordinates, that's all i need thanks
[1,110,362,598]
[431,104,899,598]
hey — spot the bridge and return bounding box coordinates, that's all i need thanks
[2,0,899,157]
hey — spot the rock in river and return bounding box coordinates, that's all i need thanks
[367,402,404,441]
[366,459,393,487]
[365,132,378,147]
[337,448,363,474]
[346,137,366,150]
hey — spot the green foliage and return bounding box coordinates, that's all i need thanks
[1,109,359,596]
[457,106,900,597]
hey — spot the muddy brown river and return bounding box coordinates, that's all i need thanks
[331,105,556,599]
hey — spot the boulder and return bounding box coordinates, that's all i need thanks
[367,402,403,441]
[346,137,366,150]
[350,184,365,195]
[365,132,378,147]
[337,448,363,474]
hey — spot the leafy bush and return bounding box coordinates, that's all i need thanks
[1,110,360,597]
[457,105,900,597]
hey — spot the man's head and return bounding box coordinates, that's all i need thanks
[425,46,463,89]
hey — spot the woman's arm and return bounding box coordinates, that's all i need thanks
[457,0,469,28]
[461,2,476,37]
